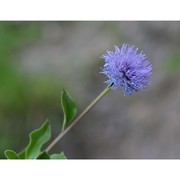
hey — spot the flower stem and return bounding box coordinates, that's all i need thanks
[45,84,113,152]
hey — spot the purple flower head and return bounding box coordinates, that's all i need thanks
[101,44,152,95]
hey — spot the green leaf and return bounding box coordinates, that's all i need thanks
[36,151,50,159]
[61,89,77,130]
[18,150,26,159]
[17,120,51,159]
[4,150,19,159]
[25,120,51,159]
[50,152,67,159]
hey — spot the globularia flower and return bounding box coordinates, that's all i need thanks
[101,44,152,95]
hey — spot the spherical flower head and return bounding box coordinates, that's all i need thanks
[101,44,152,95]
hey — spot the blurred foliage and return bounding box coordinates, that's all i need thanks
[0,22,63,158]
[0,22,41,112]
[165,52,180,75]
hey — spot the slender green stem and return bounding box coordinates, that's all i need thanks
[45,84,113,152]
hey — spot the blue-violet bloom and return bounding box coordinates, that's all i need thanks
[101,44,152,95]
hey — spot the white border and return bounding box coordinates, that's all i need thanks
[1,160,180,180]
[0,0,180,20]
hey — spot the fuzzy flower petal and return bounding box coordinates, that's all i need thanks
[101,44,152,95]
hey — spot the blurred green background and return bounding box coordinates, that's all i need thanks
[0,22,180,159]
[0,22,64,158]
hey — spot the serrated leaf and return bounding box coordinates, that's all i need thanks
[4,150,19,159]
[36,151,50,159]
[25,120,51,159]
[50,152,67,159]
[61,89,77,130]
